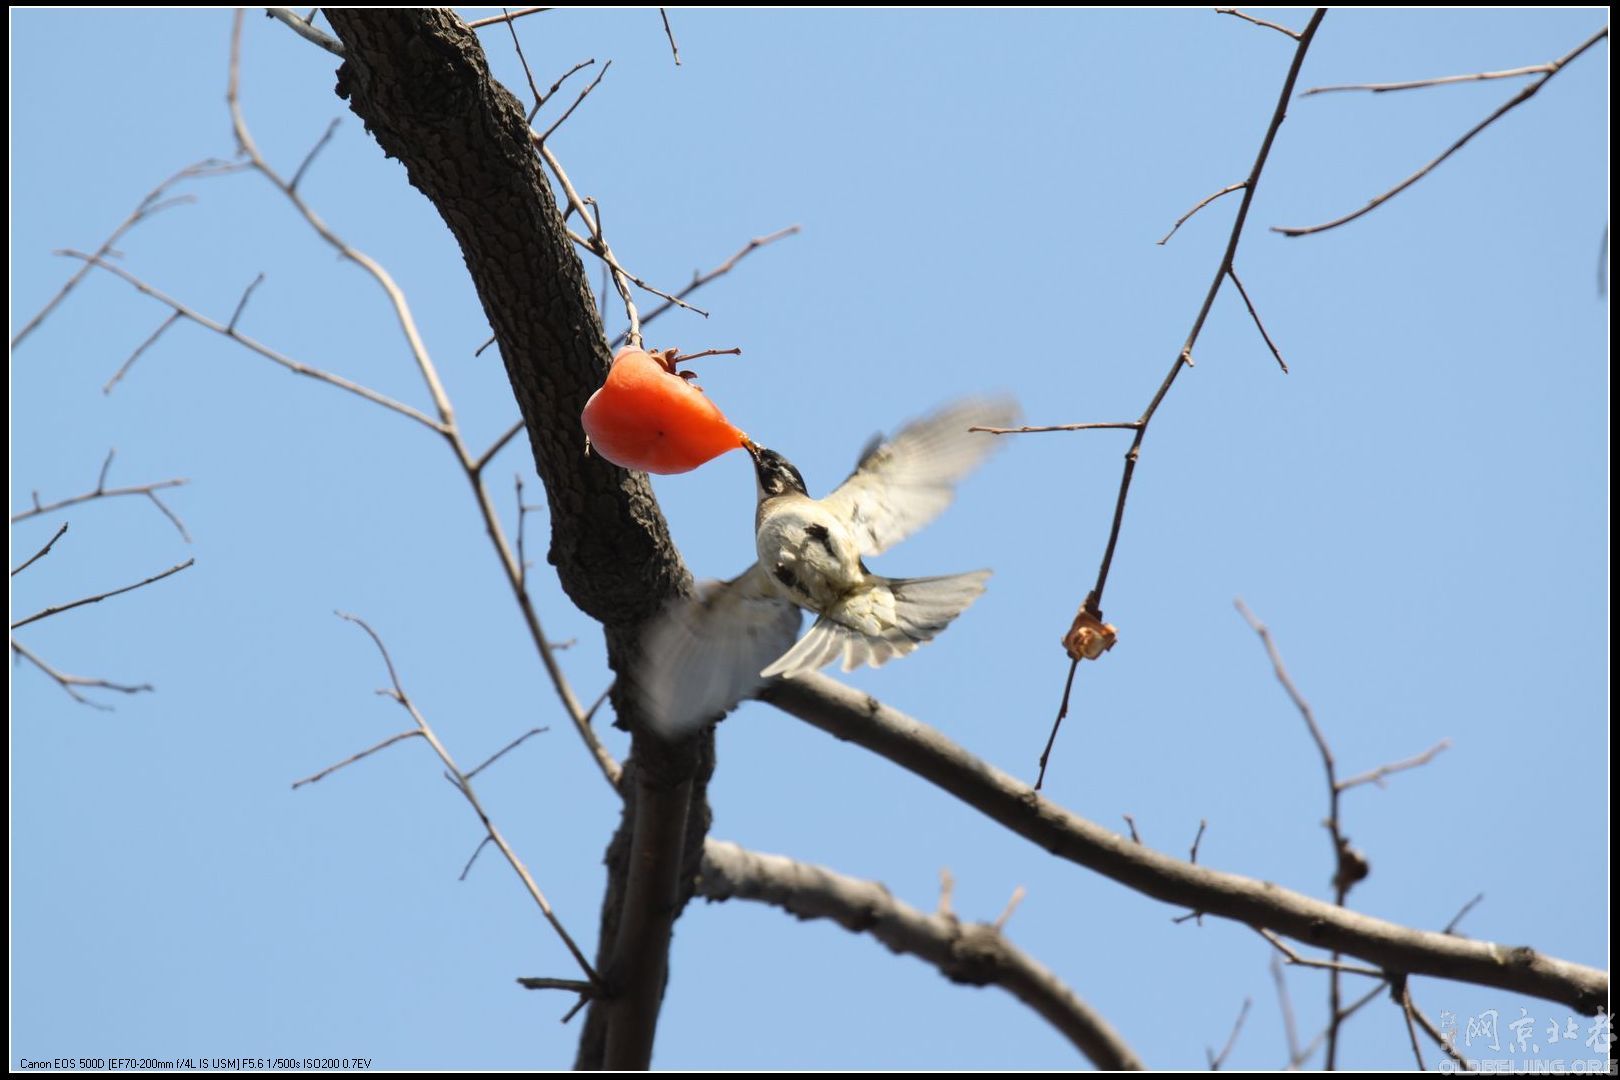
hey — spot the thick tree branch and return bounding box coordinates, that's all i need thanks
[322,11,706,1069]
[699,839,1144,1069]
[760,673,1608,1014]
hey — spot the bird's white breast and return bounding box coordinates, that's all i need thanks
[756,496,867,610]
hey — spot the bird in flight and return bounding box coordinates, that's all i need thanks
[639,397,1018,739]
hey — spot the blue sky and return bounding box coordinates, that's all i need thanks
[11,8,1608,1070]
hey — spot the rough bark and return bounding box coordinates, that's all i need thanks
[323,10,707,1068]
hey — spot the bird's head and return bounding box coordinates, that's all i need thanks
[744,438,808,500]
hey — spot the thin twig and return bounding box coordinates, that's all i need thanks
[537,59,596,116]
[228,14,618,789]
[1208,997,1253,1069]
[567,225,710,316]
[994,885,1027,930]
[1270,954,1303,1067]
[465,7,550,31]
[289,118,341,192]
[537,59,611,145]
[12,558,195,630]
[612,225,801,347]
[466,726,549,782]
[1305,64,1567,96]
[1159,181,1248,245]
[13,157,246,350]
[1443,893,1485,936]
[61,251,447,434]
[321,613,601,987]
[1338,740,1451,792]
[972,421,1142,436]
[1396,978,1428,1070]
[1038,12,1327,787]
[502,8,545,118]
[459,835,495,881]
[230,12,456,429]
[1189,819,1208,863]
[290,729,423,789]
[1034,656,1079,790]
[226,273,266,333]
[11,639,154,710]
[1226,266,1288,372]
[104,312,182,395]
[12,523,69,577]
[659,9,681,66]
[475,420,527,474]
[265,8,345,56]
[517,976,597,994]
[538,146,641,349]
[1277,26,1609,237]
[1255,927,1388,979]
[1401,983,1471,1069]
[13,450,192,540]
[1216,9,1301,40]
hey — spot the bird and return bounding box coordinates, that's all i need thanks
[638,397,1019,740]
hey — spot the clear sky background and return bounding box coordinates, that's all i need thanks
[11,8,1609,1071]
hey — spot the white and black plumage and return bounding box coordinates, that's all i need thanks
[639,397,1019,740]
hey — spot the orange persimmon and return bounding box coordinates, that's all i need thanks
[581,347,751,474]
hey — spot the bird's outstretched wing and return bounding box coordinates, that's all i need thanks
[820,397,1019,556]
[637,564,803,740]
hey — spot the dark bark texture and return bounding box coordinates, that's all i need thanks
[324,10,710,1069]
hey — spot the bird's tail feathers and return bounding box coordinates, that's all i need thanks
[761,569,991,679]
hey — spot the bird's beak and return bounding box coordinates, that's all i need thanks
[740,434,761,460]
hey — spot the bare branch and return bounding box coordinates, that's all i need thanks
[290,729,424,789]
[62,251,448,434]
[1276,25,1609,237]
[1036,13,1328,785]
[321,613,601,987]
[12,522,69,577]
[1188,819,1208,864]
[11,638,154,710]
[1215,9,1302,40]
[700,839,1144,1070]
[265,8,344,56]
[12,558,195,631]
[475,420,527,474]
[13,157,246,350]
[1443,893,1485,936]
[537,59,596,116]
[289,118,341,192]
[1256,927,1388,979]
[104,312,182,395]
[226,273,266,334]
[613,224,800,346]
[1207,997,1252,1069]
[971,421,1141,436]
[1271,954,1303,1067]
[517,976,596,994]
[659,9,681,66]
[1226,266,1288,373]
[537,59,611,146]
[1159,181,1248,245]
[1305,64,1568,96]
[761,672,1609,1012]
[993,885,1027,931]
[230,12,456,428]
[1400,981,1471,1069]
[464,7,550,31]
[1338,740,1452,793]
[465,726,549,782]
